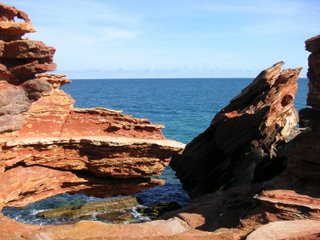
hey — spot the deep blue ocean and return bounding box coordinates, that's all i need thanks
[2,78,309,224]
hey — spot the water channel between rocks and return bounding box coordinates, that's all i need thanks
[2,78,308,225]
[2,166,190,225]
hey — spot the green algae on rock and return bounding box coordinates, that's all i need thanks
[37,197,139,220]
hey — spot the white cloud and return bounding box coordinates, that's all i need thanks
[98,27,139,41]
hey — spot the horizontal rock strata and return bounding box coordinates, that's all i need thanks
[0,8,55,83]
[1,136,183,178]
[0,2,184,209]
[2,2,320,240]
[171,61,302,198]
[0,165,164,208]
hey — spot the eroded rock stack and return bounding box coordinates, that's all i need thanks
[286,35,320,182]
[171,62,302,198]
[163,36,320,239]
[306,35,320,109]
[0,3,184,208]
[0,4,56,83]
[0,3,56,133]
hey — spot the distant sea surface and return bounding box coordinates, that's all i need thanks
[63,78,308,143]
[56,77,310,205]
[3,78,308,224]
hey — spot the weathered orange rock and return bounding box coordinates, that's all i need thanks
[290,35,320,183]
[0,165,163,208]
[0,3,30,22]
[3,3,320,240]
[0,2,184,211]
[0,3,34,42]
[0,214,232,240]
[63,108,165,139]
[0,40,4,55]
[37,73,71,88]
[2,40,55,59]
[306,34,320,53]
[246,220,320,240]
[171,62,301,198]
[0,82,182,183]
[1,136,183,179]
[256,189,320,210]
[0,3,55,83]
[0,20,35,41]
[8,60,57,82]
[7,89,74,138]
[163,35,320,239]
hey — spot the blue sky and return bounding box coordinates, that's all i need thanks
[4,0,320,78]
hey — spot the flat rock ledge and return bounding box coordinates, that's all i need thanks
[0,2,184,210]
[0,136,184,207]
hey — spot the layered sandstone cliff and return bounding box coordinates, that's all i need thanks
[1,2,320,240]
[170,62,301,198]
[162,36,320,239]
[0,3,184,208]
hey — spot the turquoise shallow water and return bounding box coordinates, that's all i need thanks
[2,78,308,224]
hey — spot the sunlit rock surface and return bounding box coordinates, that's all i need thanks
[2,2,320,240]
[0,2,184,209]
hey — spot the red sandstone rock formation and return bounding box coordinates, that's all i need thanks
[0,6,56,83]
[0,165,163,208]
[161,35,320,239]
[0,2,184,208]
[283,35,320,185]
[171,61,301,198]
[1,3,320,240]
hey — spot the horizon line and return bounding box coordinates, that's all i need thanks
[68,77,308,80]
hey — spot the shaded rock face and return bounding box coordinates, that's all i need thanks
[0,78,52,133]
[171,62,302,198]
[161,35,320,240]
[0,2,184,208]
[286,35,320,183]
[305,35,320,110]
